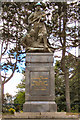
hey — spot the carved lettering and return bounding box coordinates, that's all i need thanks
[31,76,48,91]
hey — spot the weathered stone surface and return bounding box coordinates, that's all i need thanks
[2,112,79,120]
[26,53,53,66]
[23,102,57,112]
[23,53,57,112]
[25,66,55,101]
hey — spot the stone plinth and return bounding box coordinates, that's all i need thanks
[2,112,79,120]
[23,53,57,112]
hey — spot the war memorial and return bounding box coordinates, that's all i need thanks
[2,2,79,120]
[22,2,57,112]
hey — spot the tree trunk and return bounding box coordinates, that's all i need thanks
[0,74,2,113]
[61,55,71,112]
[2,83,4,104]
[64,69,71,112]
[61,3,71,112]
[78,60,80,112]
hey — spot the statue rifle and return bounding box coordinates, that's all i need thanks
[30,14,46,24]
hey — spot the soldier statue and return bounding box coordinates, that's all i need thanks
[21,2,52,52]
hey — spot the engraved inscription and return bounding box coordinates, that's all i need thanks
[31,76,48,91]
[30,72,50,96]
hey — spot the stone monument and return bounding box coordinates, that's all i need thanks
[1,2,80,120]
[23,53,57,112]
[22,2,57,112]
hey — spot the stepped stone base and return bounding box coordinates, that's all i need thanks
[23,101,57,112]
[2,112,79,120]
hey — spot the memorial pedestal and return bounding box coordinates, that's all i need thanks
[23,53,57,112]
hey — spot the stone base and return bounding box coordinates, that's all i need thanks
[23,101,57,112]
[2,112,79,120]
[23,53,57,112]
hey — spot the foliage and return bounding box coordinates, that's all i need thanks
[14,91,25,111]
[55,56,80,112]
[14,91,25,105]
[55,60,66,111]
[3,93,15,113]
[4,93,13,104]
[70,60,80,112]
[14,77,25,111]
[16,79,25,89]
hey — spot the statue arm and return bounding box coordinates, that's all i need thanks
[40,11,46,22]
[28,12,34,24]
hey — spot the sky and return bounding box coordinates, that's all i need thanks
[4,72,24,96]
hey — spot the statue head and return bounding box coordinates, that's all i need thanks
[36,2,42,6]
[35,2,42,11]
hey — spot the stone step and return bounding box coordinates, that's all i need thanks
[2,112,79,120]
[2,117,79,120]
